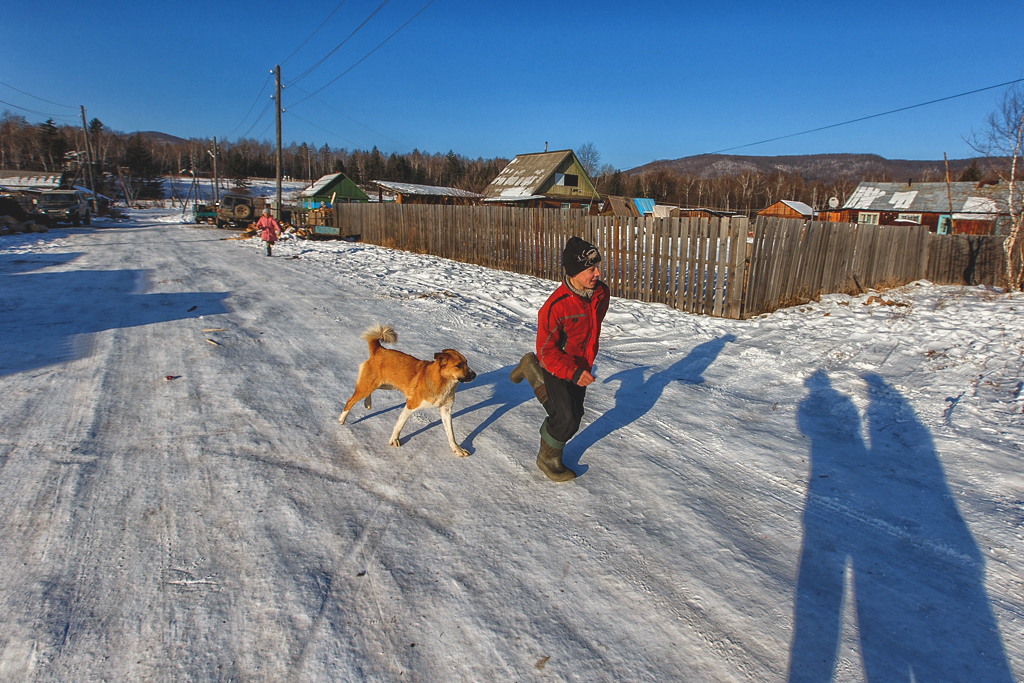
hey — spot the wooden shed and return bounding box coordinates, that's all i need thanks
[298,173,369,209]
[758,199,815,219]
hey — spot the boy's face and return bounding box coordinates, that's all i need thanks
[570,264,601,290]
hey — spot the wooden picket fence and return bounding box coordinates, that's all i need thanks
[334,204,1008,319]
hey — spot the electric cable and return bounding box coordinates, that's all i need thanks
[290,0,436,107]
[290,0,392,85]
[286,110,363,148]
[709,77,1024,155]
[281,0,351,66]
[0,80,76,109]
[223,74,272,141]
[282,81,411,151]
[0,98,77,122]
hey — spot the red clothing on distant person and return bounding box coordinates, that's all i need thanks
[256,215,281,243]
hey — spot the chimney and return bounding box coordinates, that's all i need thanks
[908,178,913,187]
[544,141,548,152]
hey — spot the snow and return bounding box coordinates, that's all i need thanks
[1,207,1022,681]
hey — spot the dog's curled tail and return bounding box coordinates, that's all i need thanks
[361,323,397,351]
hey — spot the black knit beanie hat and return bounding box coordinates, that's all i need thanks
[563,236,601,276]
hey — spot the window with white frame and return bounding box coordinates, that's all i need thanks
[897,213,922,223]
[858,212,879,225]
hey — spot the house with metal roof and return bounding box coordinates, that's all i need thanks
[482,149,600,211]
[298,173,369,209]
[831,180,1019,235]
[758,199,816,220]
[0,171,64,191]
[371,180,484,205]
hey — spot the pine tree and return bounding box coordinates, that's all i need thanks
[959,160,983,182]
[122,133,163,199]
[37,119,67,172]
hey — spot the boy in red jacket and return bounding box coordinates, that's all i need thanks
[510,237,609,481]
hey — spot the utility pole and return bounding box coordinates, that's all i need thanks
[79,106,97,211]
[944,152,954,235]
[209,137,220,204]
[274,65,283,221]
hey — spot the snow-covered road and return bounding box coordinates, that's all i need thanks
[1,209,1021,682]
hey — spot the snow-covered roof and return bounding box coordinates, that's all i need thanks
[842,181,1019,215]
[372,181,483,198]
[482,195,546,203]
[299,173,344,197]
[0,173,62,190]
[483,150,575,198]
[780,199,814,216]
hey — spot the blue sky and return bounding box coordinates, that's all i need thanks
[3,0,1023,170]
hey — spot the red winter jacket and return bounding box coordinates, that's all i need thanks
[256,215,281,243]
[536,280,610,383]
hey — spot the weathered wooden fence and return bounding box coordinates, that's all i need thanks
[335,204,1007,319]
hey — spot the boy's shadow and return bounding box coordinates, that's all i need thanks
[564,334,737,474]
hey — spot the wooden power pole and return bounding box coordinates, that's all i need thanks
[79,106,97,209]
[274,65,283,221]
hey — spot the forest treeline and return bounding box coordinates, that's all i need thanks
[0,111,987,213]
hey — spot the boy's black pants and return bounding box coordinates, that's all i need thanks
[541,369,587,447]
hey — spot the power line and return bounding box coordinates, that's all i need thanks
[708,77,1024,155]
[0,80,76,109]
[0,98,77,122]
[280,0,351,66]
[283,82,412,151]
[240,99,275,140]
[290,0,393,86]
[290,0,436,107]
[286,110,364,148]
[223,74,273,141]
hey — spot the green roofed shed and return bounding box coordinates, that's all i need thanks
[299,173,369,209]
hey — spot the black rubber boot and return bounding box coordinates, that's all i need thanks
[510,352,548,404]
[537,439,575,482]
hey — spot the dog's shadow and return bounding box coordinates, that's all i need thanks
[345,366,535,456]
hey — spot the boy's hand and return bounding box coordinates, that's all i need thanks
[577,370,595,387]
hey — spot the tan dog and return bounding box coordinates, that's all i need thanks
[338,324,477,456]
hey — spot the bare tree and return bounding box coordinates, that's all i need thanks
[970,84,1024,290]
[576,142,601,178]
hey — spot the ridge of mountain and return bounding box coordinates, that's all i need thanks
[626,153,985,183]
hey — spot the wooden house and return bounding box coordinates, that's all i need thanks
[758,199,815,220]
[839,180,1020,235]
[482,149,600,211]
[371,180,484,205]
[298,173,369,209]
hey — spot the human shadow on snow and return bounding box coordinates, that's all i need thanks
[346,337,735,467]
[787,370,1013,682]
[562,334,737,475]
[0,252,230,377]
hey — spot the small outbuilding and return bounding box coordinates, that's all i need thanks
[298,173,369,209]
[371,180,484,205]
[758,199,815,220]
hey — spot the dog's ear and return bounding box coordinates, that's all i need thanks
[433,352,449,366]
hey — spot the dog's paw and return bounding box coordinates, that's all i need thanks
[453,447,470,457]
[338,412,348,425]
[389,437,402,447]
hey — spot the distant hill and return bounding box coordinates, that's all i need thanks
[626,153,985,183]
[137,131,188,145]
